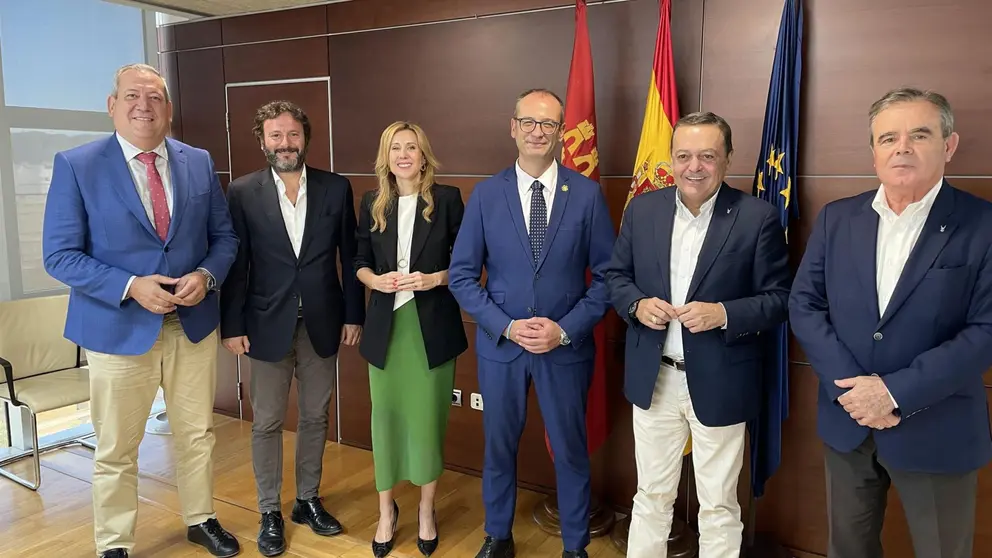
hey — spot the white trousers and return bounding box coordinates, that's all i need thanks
[627,364,746,558]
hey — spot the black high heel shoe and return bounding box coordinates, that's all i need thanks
[417,507,439,556]
[372,500,399,558]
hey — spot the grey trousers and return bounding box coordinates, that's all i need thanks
[824,435,978,558]
[249,320,336,513]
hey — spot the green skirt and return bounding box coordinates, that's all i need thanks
[368,299,455,491]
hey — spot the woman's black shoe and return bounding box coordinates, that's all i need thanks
[417,508,439,556]
[371,500,399,558]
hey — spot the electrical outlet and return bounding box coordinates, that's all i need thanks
[470,393,484,411]
[451,389,462,407]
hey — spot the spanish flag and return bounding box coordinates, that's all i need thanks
[626,0,680,208]
[626,0,689,456]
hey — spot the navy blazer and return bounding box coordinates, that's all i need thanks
[606,184,792,427]
[448,165,615,364]
[789,181,992,474]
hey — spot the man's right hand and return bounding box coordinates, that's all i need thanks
[222,336,251,355]
[127,274,183,314]
[372,272,403,293]
[507,319,543,347]
[635,297,679,330]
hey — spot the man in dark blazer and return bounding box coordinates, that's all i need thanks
[790,87,992,558]
[448,89,615,558]
[220,101,365,557]
[606,112,791,558]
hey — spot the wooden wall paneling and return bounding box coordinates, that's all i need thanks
[222,5,327,45]
[173,19,223,51]
[160,51,183,141]
[225,80,331,179]
[177,48,229,171]
[325,0,573,34]
[217,173,230,193]
[223,37,330,85]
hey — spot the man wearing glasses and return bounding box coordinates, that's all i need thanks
[449,89,615,558]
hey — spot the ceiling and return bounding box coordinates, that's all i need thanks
[139,0,343,18]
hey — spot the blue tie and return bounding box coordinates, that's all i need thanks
[529,180,547,263]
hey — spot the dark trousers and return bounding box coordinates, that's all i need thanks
[249,320,336,513]
[478,352,593,552]
[824,435,978,558]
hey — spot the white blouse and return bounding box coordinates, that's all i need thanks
[394,194,417,310]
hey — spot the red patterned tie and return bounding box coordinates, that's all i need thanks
[136,152,170,242]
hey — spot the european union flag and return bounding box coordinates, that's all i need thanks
[749,0,803,500]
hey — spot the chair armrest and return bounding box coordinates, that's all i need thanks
[0,356,19,406]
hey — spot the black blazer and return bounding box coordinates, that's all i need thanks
[355,184,468,369]
[220,166,366,363]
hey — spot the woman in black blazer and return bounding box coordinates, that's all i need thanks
[354,121,468,558]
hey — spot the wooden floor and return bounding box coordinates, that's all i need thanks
[1,413,626,557]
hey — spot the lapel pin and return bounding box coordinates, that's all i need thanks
[561,184,569,192]
[727,208,732,214]
[940,225,946,232]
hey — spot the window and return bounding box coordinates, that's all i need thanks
[0,0,145,112]
[12,128,111,293]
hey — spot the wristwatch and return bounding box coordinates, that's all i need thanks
[196,267,217,291]
[628,299,641,320]
[559,328,571,346]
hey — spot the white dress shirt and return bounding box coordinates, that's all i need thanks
[662,190,718,361]
[871,179,942,408]
[273,167,308,308]
[504,160,559,338]
[118,134,172,301]
[394,194,418,310]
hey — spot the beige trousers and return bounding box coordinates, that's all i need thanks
[627,364,746,558]
[85,314,218,554]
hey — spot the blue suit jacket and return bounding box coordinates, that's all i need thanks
[789,181,992,474]
[42,134,239,356]
[606,184,792,426]
[448,165,615,364]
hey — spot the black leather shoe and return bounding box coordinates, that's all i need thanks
[291,496,343,536]
[475,535,515,558]
[562,551,589,558]
[187,517,241,557]
[417,507,438,556]
[100,551,127,558]
[371,500,399,558]
[257,511,286,557]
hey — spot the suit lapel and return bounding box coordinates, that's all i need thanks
[258,170,298,260]
[653,188,676,302]
[535,168,569,271]
[501,169,533,267]
[409,191,433,267]
[850,197,881,322]
[104,136,158,240]
[384,200,399,269]
[164,140,188,245]
[298,167,325,260]
[686,185,737,302]
[878,183,956,327]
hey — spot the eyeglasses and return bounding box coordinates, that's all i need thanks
[514,118,561,135]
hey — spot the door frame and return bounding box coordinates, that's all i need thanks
[222,76,341,441]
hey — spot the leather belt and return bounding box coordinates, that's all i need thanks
[661,355,686,371]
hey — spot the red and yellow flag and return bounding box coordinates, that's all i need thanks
[557,0,610,456]
[626,0,680,210]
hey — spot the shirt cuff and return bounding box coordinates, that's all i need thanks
[122,276,136,302]
[719,302,728,330]
[503,320,513,338]
[888,389,899,409]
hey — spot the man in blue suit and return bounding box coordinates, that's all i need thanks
[448,89,615,558]
[606,112,791,558]
[790,87,992,558]
[42,64,240,558]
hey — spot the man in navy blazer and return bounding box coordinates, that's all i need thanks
[605,112,791,558]
[790,87,992,558]
[42,64,240,558]
[448,89,615,558]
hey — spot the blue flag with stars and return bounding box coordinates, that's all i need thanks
[749,0,803,499]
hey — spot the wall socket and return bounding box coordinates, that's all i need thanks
[470,392,484,411]
[451,389,462,407]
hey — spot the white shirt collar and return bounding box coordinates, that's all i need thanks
[675,186,719,220]
[272,166,308,197]
[872,178,943,220]
[116,132,168,162]
[515,159,558,195]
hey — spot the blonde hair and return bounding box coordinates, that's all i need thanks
[370,121,440,232]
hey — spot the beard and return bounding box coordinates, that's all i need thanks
[265,146,307,172]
